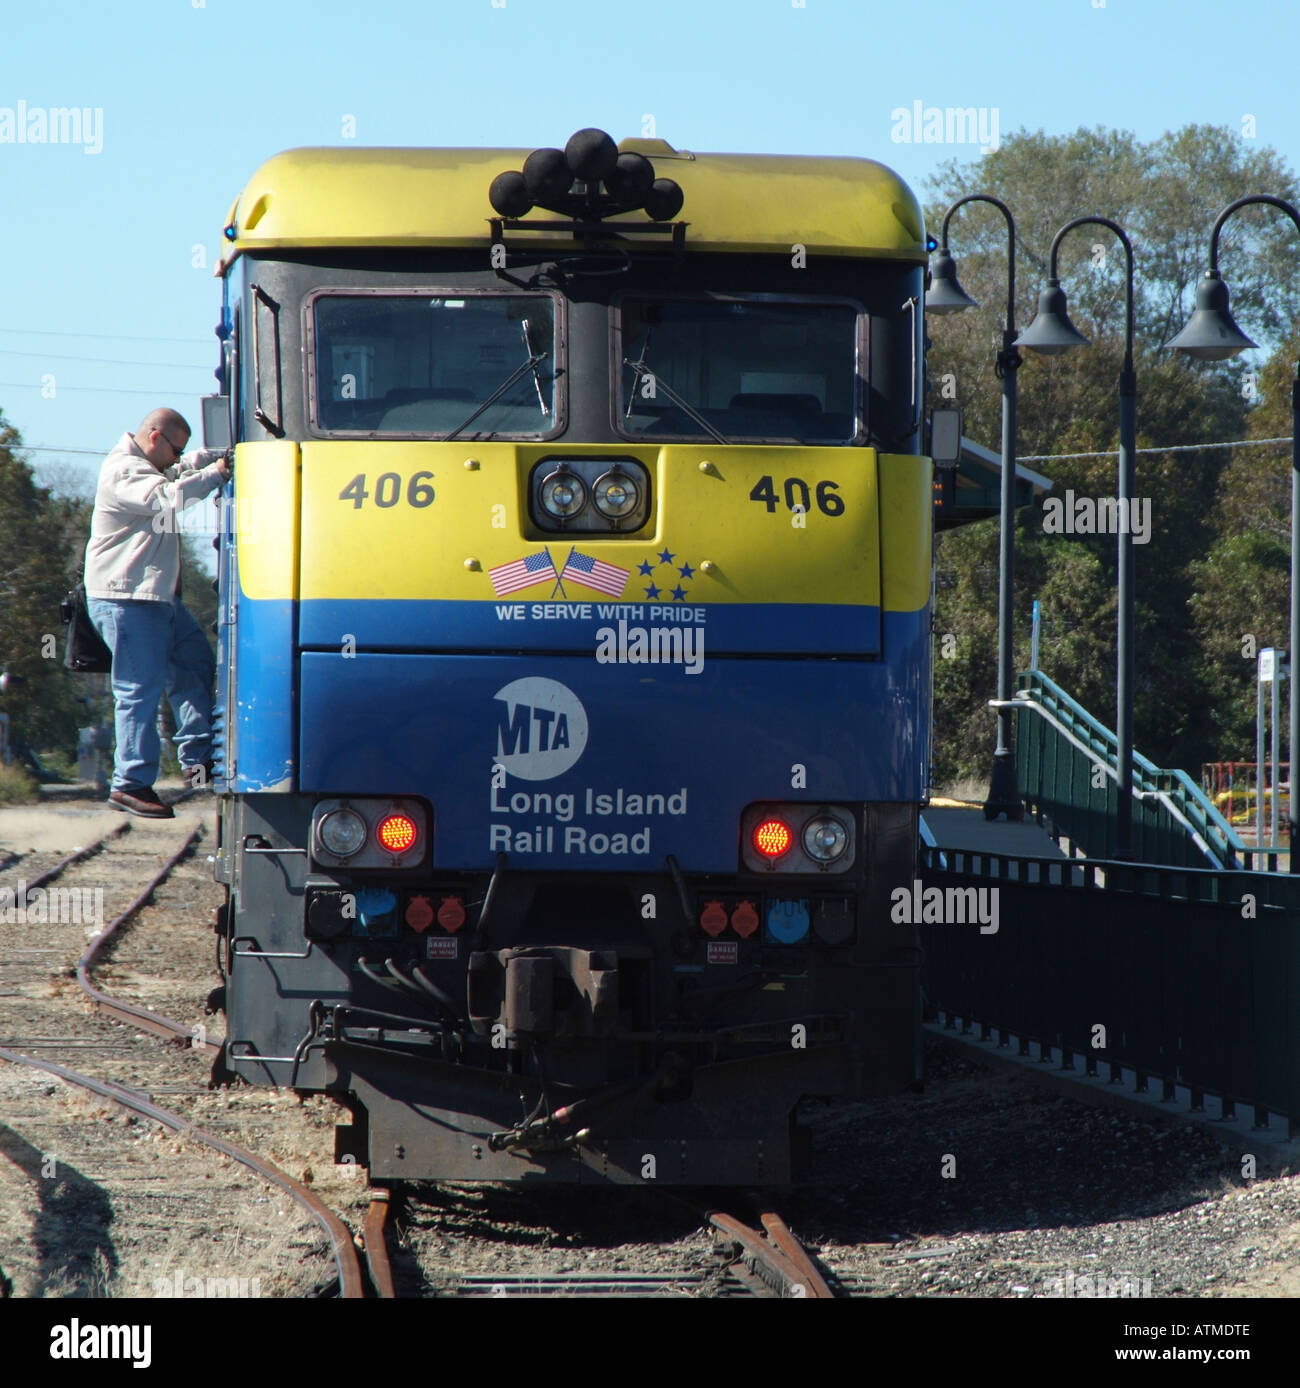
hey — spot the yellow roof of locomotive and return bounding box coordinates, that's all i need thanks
[217,141,926,267]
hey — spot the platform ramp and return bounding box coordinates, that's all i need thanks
[921,806,1067,860]
[1007,670,1252,869]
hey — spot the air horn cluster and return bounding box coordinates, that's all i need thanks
[489,127,684,223]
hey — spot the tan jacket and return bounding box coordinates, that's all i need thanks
[83,432,226,602]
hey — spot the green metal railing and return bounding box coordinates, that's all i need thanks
[1010,669,1255,869]
[919,846,1300,1136]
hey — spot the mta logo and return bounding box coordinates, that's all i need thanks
[492,677,588,781]
[497,703,571,755]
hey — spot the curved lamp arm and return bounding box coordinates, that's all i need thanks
[941,193,1018,353]
[1048,216,1136,384]
[1208,194,1300,271]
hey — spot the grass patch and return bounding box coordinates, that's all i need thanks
[0,761,39,805]
[36,747,78,782]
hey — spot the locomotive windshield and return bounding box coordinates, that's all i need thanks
[309,290,559,437]
[617,295,862,444]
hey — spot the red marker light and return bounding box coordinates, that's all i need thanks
[731,901,759,938]
[405,895,434,932]
[377,813,418,854]
[437,895,466,933]
[753,819,793,859]
[699,900,728,936]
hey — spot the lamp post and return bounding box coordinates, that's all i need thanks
[1018,217,1138,860]
[1167,194,1300,872]
[926,195,1024,822]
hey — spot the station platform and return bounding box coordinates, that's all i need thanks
[920,804,1068,858]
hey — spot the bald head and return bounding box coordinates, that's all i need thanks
[138,407,190,437]
[134,408,191,471]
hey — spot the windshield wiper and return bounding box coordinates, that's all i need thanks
[624,331,652,420]
[623,356,729,445]
[445,334,550,441]
[520,319,551,419]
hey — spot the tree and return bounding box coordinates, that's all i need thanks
[923,124,1298,786]
[1188,326,1298,755]
[0,412,90,758]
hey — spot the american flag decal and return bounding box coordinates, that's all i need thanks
[559,547,630,598]
[488,548,557,596]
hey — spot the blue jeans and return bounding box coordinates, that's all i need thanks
[88,597,216,792]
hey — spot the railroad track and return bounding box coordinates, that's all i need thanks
[0,1043,366,1298]
[706,1207,837,1297]
[2,799,844,1301]
[0,802,368,1299]
[367,1182,841,1298]
[433,1270,755,1297]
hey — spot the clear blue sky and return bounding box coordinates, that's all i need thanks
[3,0,1298,494]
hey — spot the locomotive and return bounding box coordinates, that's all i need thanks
[205,129,933,1183]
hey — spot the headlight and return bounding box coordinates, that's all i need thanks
[540,467,586,519]
[592,468,640,519]
[739,802,857,874]
[530,457,650,533]
[318,807,367,858]
[802,814,848,863]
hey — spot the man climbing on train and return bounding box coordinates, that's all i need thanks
[83,407,229,818]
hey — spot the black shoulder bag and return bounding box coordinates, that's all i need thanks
[61,584,112,673]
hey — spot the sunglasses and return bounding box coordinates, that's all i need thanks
[163,434,188,457]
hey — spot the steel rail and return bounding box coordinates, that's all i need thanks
[75,824,220,1053]
[649,1188,838,1299]
[4,801,367,1298]
[364,1190,397,1298]
[708,1211,827,1298]
[758,1211,835,1298]
[0,1044,365,1298]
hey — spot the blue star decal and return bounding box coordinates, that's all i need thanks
[644,582,661,599]
[670,585,687,602]
[658,547,676,566]
[677,561,695,580]
[638,559,655,576]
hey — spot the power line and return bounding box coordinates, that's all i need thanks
[0,348,209,370]
[1018,436,1292,462]
[0,382,198,397]
[0,327,212,345]
[16,445,106,456]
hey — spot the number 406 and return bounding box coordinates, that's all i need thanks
[749,475,844,516]
[338,471,435,509]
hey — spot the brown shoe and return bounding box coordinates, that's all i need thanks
[108,787,176,819]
